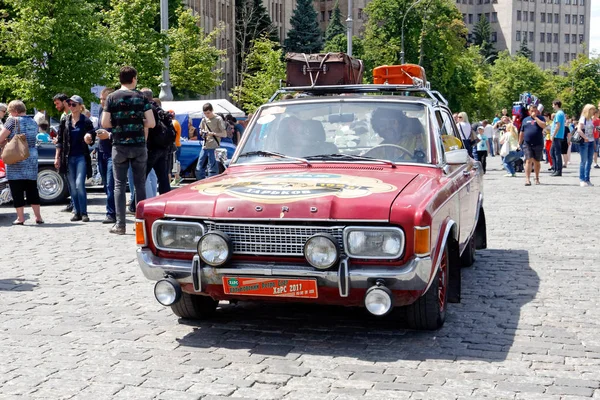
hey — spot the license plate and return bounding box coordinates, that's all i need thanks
[222,277,318,298]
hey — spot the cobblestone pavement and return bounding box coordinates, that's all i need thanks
[1,156,599,400]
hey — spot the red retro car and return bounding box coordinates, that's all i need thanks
[135,66,487,330]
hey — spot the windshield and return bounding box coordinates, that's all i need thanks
[233,100,431,165]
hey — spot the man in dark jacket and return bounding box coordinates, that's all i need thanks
[140,88,171,195]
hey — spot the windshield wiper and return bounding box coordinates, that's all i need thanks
[304,154,396,168]
[237,151,311,166]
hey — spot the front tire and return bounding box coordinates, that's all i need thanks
[171,293,218,319]
[37,166,69,204]
[405,245,449,330]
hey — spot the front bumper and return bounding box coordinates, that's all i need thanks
[137,248,432,294]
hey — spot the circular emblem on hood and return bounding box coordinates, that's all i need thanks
[190,173,397,204]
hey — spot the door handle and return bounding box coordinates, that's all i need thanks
[462,170,471,176]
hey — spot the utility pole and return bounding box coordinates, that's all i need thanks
[159,0,173,101]
[400,0,426,64]
[346,0,353,56]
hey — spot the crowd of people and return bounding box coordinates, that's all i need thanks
[454,100,600,187]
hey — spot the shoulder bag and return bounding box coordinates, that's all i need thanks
[571,119,585,145]
[1,118,29,165]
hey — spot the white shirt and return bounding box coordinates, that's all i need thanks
[483,124,494,139]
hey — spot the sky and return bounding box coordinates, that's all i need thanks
[591,0,600,56]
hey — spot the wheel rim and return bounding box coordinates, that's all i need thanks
[438,250,448,313]
[38,170,63,201]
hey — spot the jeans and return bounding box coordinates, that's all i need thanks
[127,166,135,203]
[97,151,115,219]
[195,147,218,180]
[551,138,563,174]
[147,148,171,194]
[146,169,157,198]
[67,155,88,216]
[112,145,147,228]
[487,138,494,157]
[476,150,487,173]
[579,141,594,182]
[502,150,522,175]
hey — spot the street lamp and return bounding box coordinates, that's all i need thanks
[346,0,353,56]
[400,0,427,64]
[159,0,173,101]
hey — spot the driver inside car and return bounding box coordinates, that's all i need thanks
[366,108,427,162]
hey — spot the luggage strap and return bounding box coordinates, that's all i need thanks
[302,53,332,87]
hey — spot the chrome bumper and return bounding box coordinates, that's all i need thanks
[137,248,432,293]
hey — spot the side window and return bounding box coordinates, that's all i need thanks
[437,110,464,153]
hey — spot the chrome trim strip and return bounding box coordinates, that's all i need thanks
[151,220,205,253]
[163,215,389,222]
[192,256,202,292]
[342,226,405,259]
[338,257,349,297]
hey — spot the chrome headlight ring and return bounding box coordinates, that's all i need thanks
[304,233,339,269]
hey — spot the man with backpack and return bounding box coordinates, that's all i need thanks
[140,88,172,195]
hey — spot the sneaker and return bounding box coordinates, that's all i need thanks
[594,165,600,169]
[109,224,126,235]
[61,204,74,213]
[70,214,82,222]
[586,181,594,187]
[127,208,136,215]
[81,214,90,222]
[102,216,116,224]
[580,181,587,187]
[503,174,515,177]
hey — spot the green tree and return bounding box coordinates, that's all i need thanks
[230,36,285,113]
[168,8,226,99]
[285,0,322,53]
[558,56,600,117]
[472,16,496,61]
[103,0,167,92]
[516,37,533,60]
[324,34,364,61]
[324,1,345,43]
[0,0,110,111]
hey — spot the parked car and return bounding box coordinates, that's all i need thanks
[135,65,487,330]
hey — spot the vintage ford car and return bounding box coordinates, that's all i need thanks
[135,68,487,330]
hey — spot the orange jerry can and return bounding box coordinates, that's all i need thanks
[373,64,427,85]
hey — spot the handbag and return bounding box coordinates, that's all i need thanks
[1,118,29,165]
[500,138,511,157]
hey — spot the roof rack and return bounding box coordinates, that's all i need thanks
[268,83,448,106]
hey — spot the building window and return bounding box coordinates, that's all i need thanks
[553,52,558,62]
[321,11,325,21]
[573,0,577,5]
[485,12,490,21]
[491,32,497,42]
[492,0,497,3]
[523,11,528,21]
[478,0,482,4]
[517,10,522,20]
[548,13,553,23]
[572,15,577,24]
[469,14,473,24]
[484,0,490,3]
[540,52,545,61]
[580,15,584,24]
[571,52,576,60]
[470,0,474,3]
[462,13,467,23]
[516,31,522,41]
[540,32,545,42]
[462,0,467,3]
[529,31,534,41]
[492,12,498,22]
[547,32,552,42]
[555,0,560,3]
[530,12,534,21]
[565,0,571,4]
[572,34,576,43]
[565,33,570,43]
[358,8,363,19]
[546,52,551,62]
[554,13,559,23]
[579,34,584,43]
[580,0,584,5]
[540,13,545,22]
[564,53,569,62]
[554,33,558,43]
[478,13,482,20]
[565,14,570,24]
[328,10,332,20]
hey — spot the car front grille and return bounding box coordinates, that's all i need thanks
[204,221,345,256]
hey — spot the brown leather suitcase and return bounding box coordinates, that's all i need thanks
[285,52,364,87]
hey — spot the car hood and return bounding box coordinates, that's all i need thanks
[156,167,420,221]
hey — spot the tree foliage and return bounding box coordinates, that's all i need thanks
[557,56,600,117]
[168,8,225,99]
[285,0,323,53]
[230,37,285,113]
[325,1,345,43]
[472,16,496,61]
[516,37,533,60]
[324,34,364,62]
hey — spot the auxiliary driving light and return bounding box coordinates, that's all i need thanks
[154,277,182,306]
[197,231,232,267]
[364,283,393,316]
[304,234,339,269]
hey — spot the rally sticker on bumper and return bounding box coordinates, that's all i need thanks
[222,277,318,298]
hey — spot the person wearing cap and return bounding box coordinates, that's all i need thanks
[54,95,97,222]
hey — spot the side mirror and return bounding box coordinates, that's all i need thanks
[445,149,469,165]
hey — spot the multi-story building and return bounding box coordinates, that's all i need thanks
[455,0,591,70]
[183,0,236,99]
[263,0,296,45]
[313,0,369,37]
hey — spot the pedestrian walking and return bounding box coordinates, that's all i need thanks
[54,95,96,222]
[140,88,171,195]
[456,112,475,160]
[550,100,565,176]
[577,104,596,187]
[476,126,488,173]
[53,93,75,213]
[482,120,494,157]
[97,87,116,224]
[195,103,227,180]
[0,100,44,225]
[101,66,155,235]
[519,105,546,186]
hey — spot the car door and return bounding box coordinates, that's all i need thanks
[436,109,477,249]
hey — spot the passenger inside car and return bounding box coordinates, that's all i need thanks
[366,108,427,162]
[278,116,338,157]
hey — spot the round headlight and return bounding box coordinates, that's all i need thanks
[364,285,393,316]
[198,231,231,266]
[304,234,339,269]
[154,278,182,306]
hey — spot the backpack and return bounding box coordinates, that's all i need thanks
[149,104,177,149]
[217,113,234,139]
